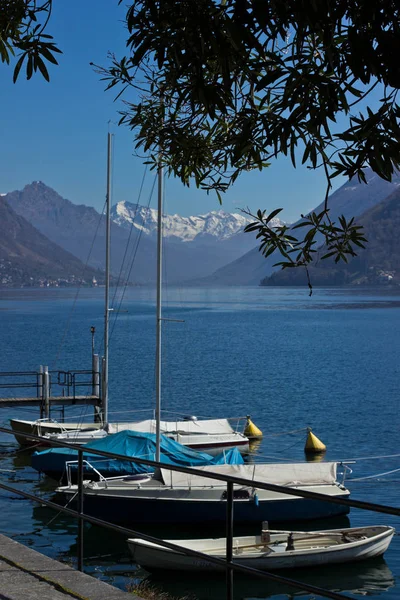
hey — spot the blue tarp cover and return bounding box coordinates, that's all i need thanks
[31,430,244,479]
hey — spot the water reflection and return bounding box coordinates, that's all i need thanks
[304,452,325,463]
[145,559,395,600]
[21,510,398,600]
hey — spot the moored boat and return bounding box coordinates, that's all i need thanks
[128,525,395,572]
[56,461,351,525]
[31,430,245,482]
[11,415,250,455]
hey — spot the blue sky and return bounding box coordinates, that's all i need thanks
[0,1,378,222]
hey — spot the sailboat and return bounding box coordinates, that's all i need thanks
[55,144,352,525]
[56,460,351,525]
[10,132,250,456]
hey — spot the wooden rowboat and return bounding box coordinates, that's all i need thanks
[127,525,395,572]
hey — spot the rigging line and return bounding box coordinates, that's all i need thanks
[339,453,400,461]
[349,467,400,481]
[160,175,173,398]
[52,198,107,370]
[263,427,309,438]
[108,173,157,343]
[254,453,304,463]
[119,171,155,287]
[111,164,148,307]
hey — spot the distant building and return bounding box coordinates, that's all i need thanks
[378,271,394,283]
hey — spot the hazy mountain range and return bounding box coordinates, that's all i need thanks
[1,169,400,288]
[197,169,400,286]
[263,183,400,287]
[1,182,270,285]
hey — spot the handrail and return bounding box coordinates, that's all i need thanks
[0,369,99,397]
[65,459,107,486]
[0,477,355,600]
[0,426,398,600]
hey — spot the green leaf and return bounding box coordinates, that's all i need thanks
[321,251,337,260]
[36,56,49,81]
[13,54,25,83]
[26,54,33,80]
[40,45,59,65]
[265,208,283,223]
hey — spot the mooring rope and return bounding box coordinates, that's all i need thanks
[263,427,309,438]
[349,467,400,481]
[11,490,79,538]
[340,453,400,461]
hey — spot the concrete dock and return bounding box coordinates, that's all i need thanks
[0,533,138,600]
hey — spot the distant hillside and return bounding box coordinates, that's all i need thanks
[0,197,103,287]
[262,186,400,288]
[198,168,400,286]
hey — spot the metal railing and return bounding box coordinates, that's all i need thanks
[53,369,96,399]
[0,371,43,396]
[0,368,99,400]
[0,426,399,600]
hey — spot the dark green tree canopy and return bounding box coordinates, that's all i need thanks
[97,0,400,282]
[1,0,60,82]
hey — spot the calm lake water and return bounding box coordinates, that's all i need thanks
[0,286,399,599]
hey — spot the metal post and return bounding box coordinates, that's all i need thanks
[155,145,164,463]
[92,353,101,422]
[226,481,234,600]
[43,366,49,419]
[77,449,84,572]
[101,357,106,426]
[90,326,95,358]
[103,132,112,427]
[38,365,44,418]
[92,354,100,397]
[90,326,96,398]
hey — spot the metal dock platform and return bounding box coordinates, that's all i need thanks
[0,362,102,418]
[0,395,100,408]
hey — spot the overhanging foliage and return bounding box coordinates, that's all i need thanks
[95,0,400,286]
[1,0,60,82]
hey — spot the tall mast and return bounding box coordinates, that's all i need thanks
[103,131,112,426]
[155,152,163,462]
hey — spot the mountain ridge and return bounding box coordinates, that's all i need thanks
[0,196,104,287]
[197,169,400,286]
[111,200,283,243]
[262,185,400,288]
[3,182,261,284]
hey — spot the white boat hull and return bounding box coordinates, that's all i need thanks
[9,419,103,446]
[10,418,249,454]
[128,526,395,572]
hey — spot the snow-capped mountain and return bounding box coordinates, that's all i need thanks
[4,182,272,284]
[111,201,283,243]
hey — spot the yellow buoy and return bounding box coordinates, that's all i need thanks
[304,429,326,454]
[244,416,263,439]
